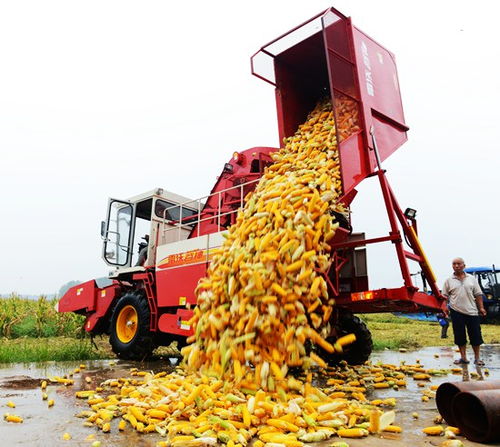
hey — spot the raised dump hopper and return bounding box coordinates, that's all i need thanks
[252,7,409,199]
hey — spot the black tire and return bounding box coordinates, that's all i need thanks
[322,312,373,366]
[109,292,155,360]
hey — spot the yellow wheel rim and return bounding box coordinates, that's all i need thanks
[116,305,138,343]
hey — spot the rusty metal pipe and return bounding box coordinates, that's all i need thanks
[435,380,500,426]
[452,389,500,443]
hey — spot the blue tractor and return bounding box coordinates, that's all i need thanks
[464,266,500,318]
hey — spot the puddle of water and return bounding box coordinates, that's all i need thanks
[1,347,498,446]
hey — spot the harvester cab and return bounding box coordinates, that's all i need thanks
[101,188,199,277]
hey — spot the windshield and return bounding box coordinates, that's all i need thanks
[477,271,499,294]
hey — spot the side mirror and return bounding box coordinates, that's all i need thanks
[100,221,106,238]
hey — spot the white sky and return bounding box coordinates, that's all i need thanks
[1,0,499,295]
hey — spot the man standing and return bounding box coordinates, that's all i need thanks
[442,257,487,365]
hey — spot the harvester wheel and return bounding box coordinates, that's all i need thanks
[323,312,373,366]
[109,292,154,360]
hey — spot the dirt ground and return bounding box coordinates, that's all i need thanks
[1,345,499,447]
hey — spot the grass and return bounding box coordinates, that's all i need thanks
[364,313,500,351]
[0,295,105,363]
[0,337,110,364]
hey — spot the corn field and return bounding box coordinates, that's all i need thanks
[0,295,85,338]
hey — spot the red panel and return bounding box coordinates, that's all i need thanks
[351,27,408,171]
[58,279,96,313]
[156,263,208,307]
[338,132,366,196]
[158,310,194,337]
[82,285,120,332]
[334,287,445,313]
[59,281,120,333]
[372,114,408,163]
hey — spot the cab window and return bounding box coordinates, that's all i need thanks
[155,199,197,226]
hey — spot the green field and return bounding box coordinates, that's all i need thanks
[363,313,500,350]
[1,296,499,363]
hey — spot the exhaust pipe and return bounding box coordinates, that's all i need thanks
[452,389,500,443]
[435,380,500,426]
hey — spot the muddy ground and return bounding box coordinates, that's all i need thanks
[1,345,499,446]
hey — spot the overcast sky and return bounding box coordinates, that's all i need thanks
[1,0,499,296]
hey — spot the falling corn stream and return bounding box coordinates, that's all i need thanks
[5,98,462,445]
[185,96,353,379]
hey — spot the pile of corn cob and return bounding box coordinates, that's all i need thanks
[66,360,458,445]
[72,363,406,445]
[184,96,356,383]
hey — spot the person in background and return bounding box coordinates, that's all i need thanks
[442,257,487,366]
[436,312,449,338]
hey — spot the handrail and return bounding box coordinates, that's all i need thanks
[159,177,261,243]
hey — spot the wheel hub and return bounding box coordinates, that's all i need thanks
[116,305,138,343]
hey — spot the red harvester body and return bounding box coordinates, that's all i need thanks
[58,7,445,363]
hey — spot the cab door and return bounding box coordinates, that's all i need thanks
[102,199,136,267]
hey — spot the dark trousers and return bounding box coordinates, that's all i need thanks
[441,321,449,338]
[450,308,484,346]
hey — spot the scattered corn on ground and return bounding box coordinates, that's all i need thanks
[48,359,457,446]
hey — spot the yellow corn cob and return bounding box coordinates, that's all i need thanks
[368,409,381,433]
[422,426,444,436]
[445,426,460,435]
[413,373,431,380]
[233,359,243,382]
[383,425,402,433]
[259,433,303,447]
[4,414,23,423]
[266,419,300,432]
[285,260,303,273]
[336,428,369,438]
[147,409,167,420]
[440,441,464,447]
[129,406,146,423]
[76,390,95,398]
[309,352,328,369]
[335,333,356,347]
[270,283,287,297]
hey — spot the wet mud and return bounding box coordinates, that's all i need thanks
[1,345,499,446]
